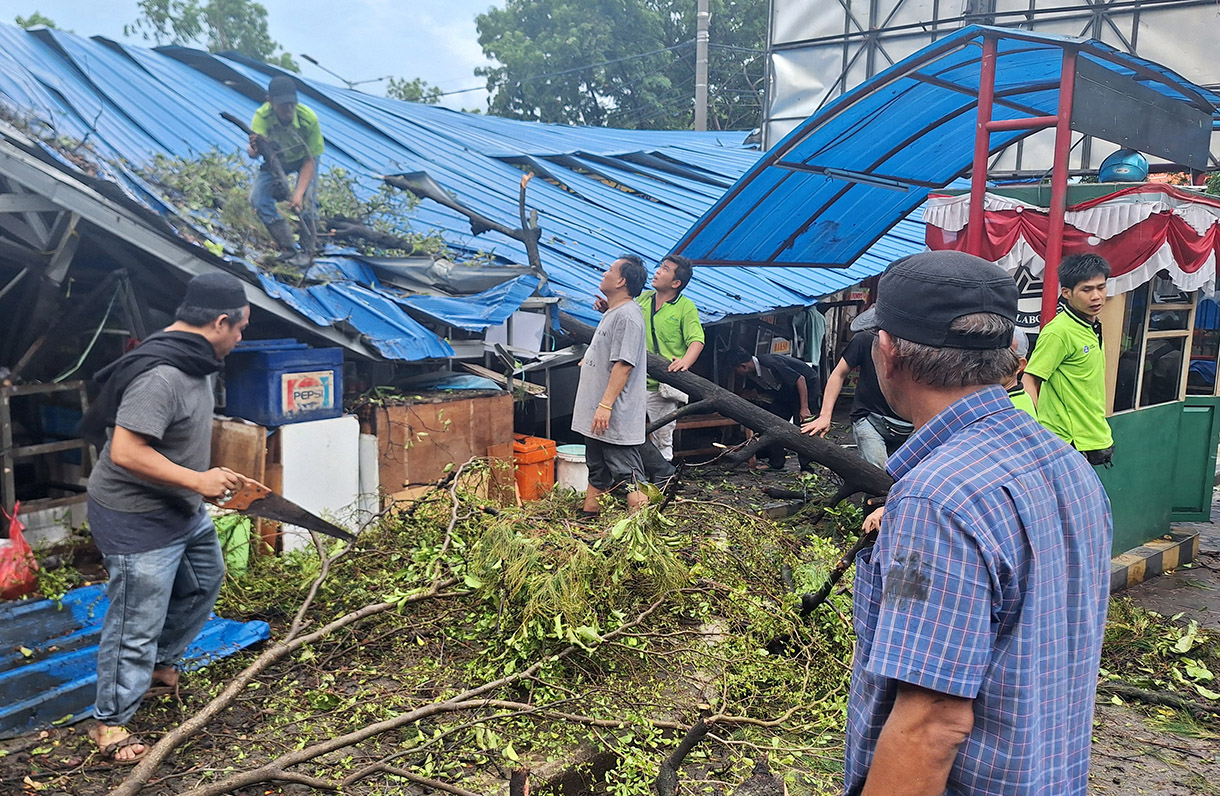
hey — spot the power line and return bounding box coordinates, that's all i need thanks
[435,40,697,98]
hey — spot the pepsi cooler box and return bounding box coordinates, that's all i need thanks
[224,339,343,427]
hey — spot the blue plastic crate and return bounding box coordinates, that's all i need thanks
[223,340,343,427]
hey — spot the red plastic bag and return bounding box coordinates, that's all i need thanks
[0,501,38,600]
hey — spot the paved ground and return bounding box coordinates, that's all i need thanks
[1088,493,1220,795]
[1123,505,1220,631]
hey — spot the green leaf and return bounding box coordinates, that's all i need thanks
[463,572,484,589]
[503,741,520,762]
[18,647,33,658]
[1194,684,1220,700]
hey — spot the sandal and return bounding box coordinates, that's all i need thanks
[93,730,148,765]
[145,669,182,699]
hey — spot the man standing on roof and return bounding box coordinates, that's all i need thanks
[802,327,910,469]
[637,255,705,462]
[844,250,1111,796]
[248,75,324,268]
[80,272,250,763]
[1022,253,1114,467]
[574,255,651,516]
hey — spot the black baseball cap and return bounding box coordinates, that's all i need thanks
[852,251,1017,349]
[268,75,298,104]
[183,272,248,311]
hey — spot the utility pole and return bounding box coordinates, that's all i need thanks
[694,0,709,131]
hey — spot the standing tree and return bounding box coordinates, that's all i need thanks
[475,0,765,130]
[126,0,298,71]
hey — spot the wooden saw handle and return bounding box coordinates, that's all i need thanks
[208,473,270,511]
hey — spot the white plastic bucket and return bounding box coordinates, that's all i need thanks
[555,444,588,492]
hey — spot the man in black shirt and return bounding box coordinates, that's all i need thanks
[727,347,819,469]
[802,330,910,467]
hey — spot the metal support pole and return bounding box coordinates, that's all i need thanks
[966,35,998,255]
[1042,48,1078,325]
[694,0,710,131]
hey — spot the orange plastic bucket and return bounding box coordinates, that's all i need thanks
[512,434,557,500]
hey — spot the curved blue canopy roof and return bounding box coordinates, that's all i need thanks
[674,25,1220,269]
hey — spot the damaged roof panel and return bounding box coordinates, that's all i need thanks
[0,24,929,356]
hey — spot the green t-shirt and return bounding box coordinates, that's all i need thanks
[637,291,705,391]
[250,103,325,172]
[1025,310,1113,451]
[1007,384,1037,418]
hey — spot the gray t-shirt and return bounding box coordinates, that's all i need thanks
[88,365,214,520]
[572,300,648,445]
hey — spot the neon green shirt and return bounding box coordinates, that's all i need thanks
[637,291,704,391]
[1025,309,1113,451]
[250,103,325,172]
[1007,384,1037,418]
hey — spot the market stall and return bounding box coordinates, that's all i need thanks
[925,182,1220,551]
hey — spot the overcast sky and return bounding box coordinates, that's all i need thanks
[2,0,497,109]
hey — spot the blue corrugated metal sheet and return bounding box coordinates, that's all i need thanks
[0,24,927,359]
[0,584,269,738]
[675,25,1220,269]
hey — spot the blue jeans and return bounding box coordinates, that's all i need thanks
[94,508,224,725]
[250,156,320,232]
[852,417,892,469]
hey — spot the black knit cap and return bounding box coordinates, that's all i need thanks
[268,75,297,104]
[183,272,248,311]
[852,251,1017,350]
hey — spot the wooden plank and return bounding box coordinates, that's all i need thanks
[460,362,546,395]
[210,418,266,482]
[212,418,268,557]
[260,431,283,555]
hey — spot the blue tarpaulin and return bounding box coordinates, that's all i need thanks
[398,275,541,331]
[0,584,269,738]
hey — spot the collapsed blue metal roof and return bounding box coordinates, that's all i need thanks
[675,25,1220,268]
[0,23,929,359]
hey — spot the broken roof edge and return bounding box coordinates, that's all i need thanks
[0,123,383,359]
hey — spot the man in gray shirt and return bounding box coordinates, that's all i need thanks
[572,254,650,516]
[82,272,249,763]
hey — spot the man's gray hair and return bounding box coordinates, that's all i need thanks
[888,312,1019,388]
[174,304,247,327]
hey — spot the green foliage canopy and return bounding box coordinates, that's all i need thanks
[475,0,765,130]
[127,0,299,71]
[15,11,64,29]
[387,76,443,105]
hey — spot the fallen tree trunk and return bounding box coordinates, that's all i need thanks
[560,312,892,499]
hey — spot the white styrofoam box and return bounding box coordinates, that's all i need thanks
[18,498,86,549]
[277,415,360,552]
[357,433,380,519]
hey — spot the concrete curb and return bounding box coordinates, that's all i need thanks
[1110,530,1200,593]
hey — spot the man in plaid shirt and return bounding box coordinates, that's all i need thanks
[843,251,1112,796]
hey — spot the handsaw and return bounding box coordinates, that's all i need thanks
[211,475,355,543]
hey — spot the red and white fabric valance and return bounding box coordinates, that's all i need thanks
[924,184,1220,296]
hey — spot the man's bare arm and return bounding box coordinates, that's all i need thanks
[860,682,974,796]
[1021,372,1042,408]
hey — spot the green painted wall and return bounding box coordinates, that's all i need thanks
[1097,397,1220,554]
